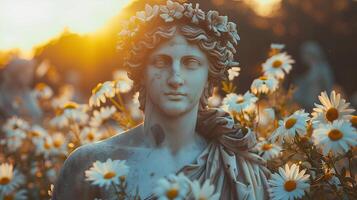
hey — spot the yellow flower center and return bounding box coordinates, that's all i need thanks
[272,60,282,68]
[35,82,47,91]
[92,83,103,95]
[166,187,179,199]
[29,131,41,137]
[103,171,116,179]
[350,115,357,129]
[87,133,95,141]
[63,102,78,110]
[285,118,297,129]
[284,180,297,192]
[199,196,207,200]
[325,108,339,122]
[328,129,343,141]
[44,142,52,150]
[236,96,245,104]
[53,139,63,148]
[0,177,10,185]
[259,76,268,81]
[55,108,64,116]
[262,143,273,151]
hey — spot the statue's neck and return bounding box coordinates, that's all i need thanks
[143,102,204,155]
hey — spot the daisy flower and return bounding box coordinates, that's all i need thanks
[2,116,29,138]
[80,127,102,144]
[62,102,89,125]
[227,67,240,81]
[268,163,310,200]
[207,87,222,108]
[351,115,357,129]
[128,92,143,121]
[262,52,294,79]
[270,110,310,144]
[312,120,357,156]
[0,163,25,193]
[33,82,53,99]
[28,124,48,144]
[311,91,355,127]
[250,76,278,95]
[160,0,185,22]
[50,110,69,128]
[89,106,117,128]
[89,81,116,107]
[154,173,190,200]
[191,179,219,200]
[36,133,67,157]
[0,189,27,200]
[255,139,282,160]
[221,92,258,114]
[85,159,129,190]
[113,70,134,93]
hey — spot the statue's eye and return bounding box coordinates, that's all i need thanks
[183,57,201,69]
[152,55,171,68]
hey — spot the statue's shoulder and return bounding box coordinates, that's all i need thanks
[52,124,145,200]
[67,123,146,165]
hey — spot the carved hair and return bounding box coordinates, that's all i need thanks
[125,23,238,139]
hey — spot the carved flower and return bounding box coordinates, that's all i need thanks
[206,10,228,36]
[136,4,159,22]
[183,3,205,24]
[160,0,185,22]
[118,16,138,37]
[227,22,240,45]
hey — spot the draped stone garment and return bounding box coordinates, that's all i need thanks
[146,108,271,200]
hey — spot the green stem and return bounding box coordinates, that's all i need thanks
[110,97,124,112]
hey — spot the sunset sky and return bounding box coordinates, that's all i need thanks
[0,0,131,53]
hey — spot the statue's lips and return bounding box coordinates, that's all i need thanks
[164,92,186,99]
[164,92,186,96]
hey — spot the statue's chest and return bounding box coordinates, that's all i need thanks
[102,149,182,199]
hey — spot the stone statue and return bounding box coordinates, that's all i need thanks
[53,1,270,199]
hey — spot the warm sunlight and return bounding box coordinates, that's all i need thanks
[243,0,282,17]
[0,0,131,52]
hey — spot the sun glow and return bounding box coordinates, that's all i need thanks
[243,0,282,17]
[0,0,131,53]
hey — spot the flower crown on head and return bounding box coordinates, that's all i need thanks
[117,0,240,69]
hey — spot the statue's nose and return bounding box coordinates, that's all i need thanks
[167,61,184,89]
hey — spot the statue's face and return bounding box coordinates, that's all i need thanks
[145,33,209,117]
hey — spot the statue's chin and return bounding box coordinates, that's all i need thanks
[158,102,192,117]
